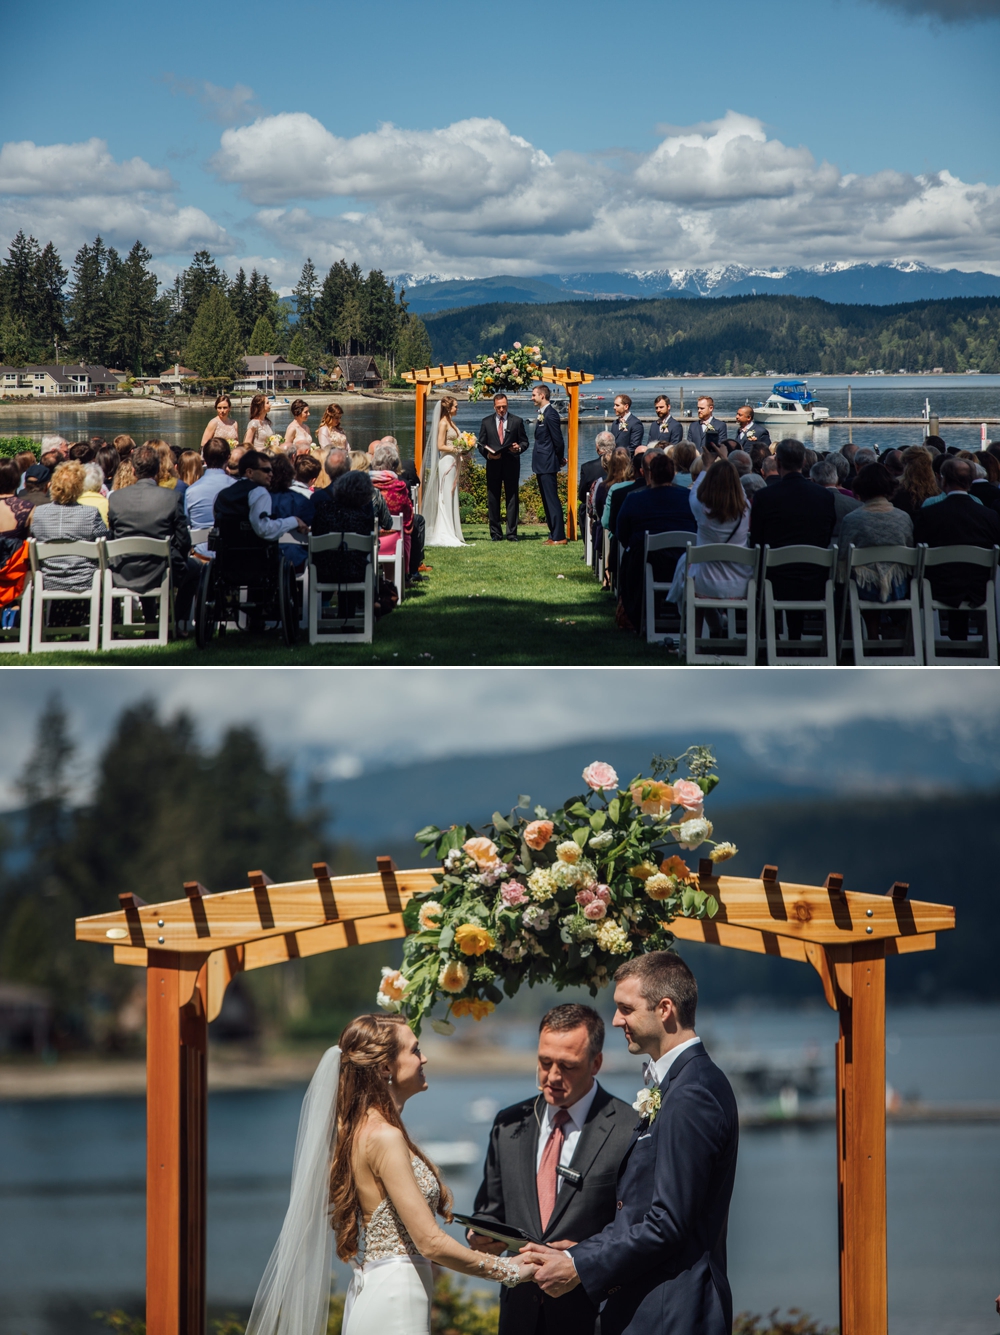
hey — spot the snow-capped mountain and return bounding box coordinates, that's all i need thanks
[393,261,1000,313]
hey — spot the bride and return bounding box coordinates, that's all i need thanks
[422,396,468,546]
[246,1013,535,1335]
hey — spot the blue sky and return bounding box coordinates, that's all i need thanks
[2,0,999,286]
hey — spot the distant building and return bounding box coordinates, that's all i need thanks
[335,355,382,390]
[234,355,307,393]
[0,363,119,397]
[159,363,198,391]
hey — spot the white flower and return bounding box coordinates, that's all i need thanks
[579,941,594,957]
[418,900,443,931]
[632,1086,662,1122]
[677,817,714,850]
[556,840,582,864]
[551,857,597,890]
[444,848,465,870]
[431,1019,456,1036]
[588,830,614,850]
[709,842,737,863]
[595,919,630,954]
[527,867,557,902]
[376,967,408,1012]
[523,905,551,932]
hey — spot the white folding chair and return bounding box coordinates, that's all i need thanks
[410,485,420,515]
[28,537,103,653]
[378,514,405,603]
[188,527,212,549]
[761,545,839,665]
[643,531,698,644]
[681,543,759,665]
[921,544,999,664]
[308,531,377,644]
[598,529,610,586]
[843,545,923,665]
[101,537,172,649]
[0,556,32,656]
[583,509,593,566]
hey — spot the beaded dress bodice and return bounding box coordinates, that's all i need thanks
[358,1156,439,1263]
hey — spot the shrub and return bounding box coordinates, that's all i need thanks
[0,435,38,459]
[733,1311,838,1335]
[459,460,568,526]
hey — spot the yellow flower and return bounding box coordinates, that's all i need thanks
[709,842,738,863]
[630,780,675,816]
[644,873,675,901]
[438,960,470,993]
[595,919,631,955]
[629,862,659,881]
[418,900,443,930]
[527,867,558,902]
[455,923,495,956]
[556,840,582,864]
[450,997,496,1021]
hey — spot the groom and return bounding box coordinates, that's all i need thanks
[524,952,739,1335]
[531,384,567,544]
[478,392,529,541]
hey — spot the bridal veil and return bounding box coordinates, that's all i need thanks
[246,1045,341,1335]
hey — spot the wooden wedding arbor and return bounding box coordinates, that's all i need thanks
[75,857,954,1335]
[402,363,595,539]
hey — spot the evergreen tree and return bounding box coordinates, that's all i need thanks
[314,259,362,354]
[67,237,114,365]
[396,314,433,372]
[184,287,245,381]
[247,314,278,356]
[362,269,402,362]
[0,311,31,367]
[171,250,228,348]
[34,243,68,359]
[292,258,319,337]
[108,241,164,376]
[230,268,252,344]
[286,331,318,382]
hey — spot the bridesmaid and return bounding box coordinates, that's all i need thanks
[316,403,348,453]
[284,399,313,453]
[243,394,275,450]
[201,394,240,448]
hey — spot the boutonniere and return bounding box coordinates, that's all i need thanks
[632,1086,661,1124]
[537,410,546,423]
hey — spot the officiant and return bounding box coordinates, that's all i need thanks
[478,392,529,541]
[468,1004,634,1335]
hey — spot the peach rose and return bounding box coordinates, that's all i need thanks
[672,779,705,815]
[524,820,554,850]
[438,960,470,993]
[630,780,675,816]
[463,836,501,869]
[583,762,619,791]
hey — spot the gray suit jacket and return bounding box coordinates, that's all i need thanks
[687,417,730,449]
[107,478,191,593]
[473,1084,636,1335]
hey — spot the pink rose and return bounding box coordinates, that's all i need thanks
[583,762,619,791]
[575,888,595,906]
[583,900,607,920]
[524,820,554,850]
[594,884,612,903]
[500,879,528,907]
[672,779,705,815]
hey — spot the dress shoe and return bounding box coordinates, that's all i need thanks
[491,536,504,542]
[507,534,519,542]
[544,538,568,546]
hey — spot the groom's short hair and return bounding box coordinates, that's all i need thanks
[534,384,551,401]
[539,1003,604,1059]
[615,952,697,1028]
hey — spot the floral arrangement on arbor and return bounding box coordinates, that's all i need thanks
[376,748,737,1034]
[468,342,544,401]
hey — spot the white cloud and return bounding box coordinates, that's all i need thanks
[0,138,174,196]
[210,109,1000,276]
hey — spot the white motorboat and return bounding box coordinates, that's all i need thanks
[754,380,829,425]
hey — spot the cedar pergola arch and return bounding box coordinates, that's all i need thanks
[402,363,595,540]
[75,857,954,1335]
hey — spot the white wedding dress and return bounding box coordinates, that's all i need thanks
[423,404,467,547]
[342,1156,438,1335]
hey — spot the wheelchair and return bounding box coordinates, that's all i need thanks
[193,525,298,649]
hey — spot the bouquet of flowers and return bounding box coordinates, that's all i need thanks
[376,749,737,1034]
[468,342,544,402]
[451,431,477,454]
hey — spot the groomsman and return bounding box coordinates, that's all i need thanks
[469,1004,635,1335]
[687,396,729,450]
[648,394,683,446]
[732,405,771,453]
[531,384,567,544]
[611,394,644,454]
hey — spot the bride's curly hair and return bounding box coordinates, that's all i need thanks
[329,1013,451,1261]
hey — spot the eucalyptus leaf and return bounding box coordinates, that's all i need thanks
[572,827,589,849]
[518,794,531,808]
[492,812,512,833]
[414,825,440,845]
[589,811,607,831]
[520,841,533,871]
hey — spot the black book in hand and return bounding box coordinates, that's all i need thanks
[452,1213,539,1248]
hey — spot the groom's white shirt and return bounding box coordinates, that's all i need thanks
[644,1035,703,1087]
[535,1078,600,1186]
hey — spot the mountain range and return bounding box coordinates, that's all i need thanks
[394,261,1000,314]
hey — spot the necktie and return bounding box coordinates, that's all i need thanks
[536,1108,572,1230]
[498,416,505,444]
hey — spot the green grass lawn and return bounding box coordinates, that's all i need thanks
[1,526,683,666]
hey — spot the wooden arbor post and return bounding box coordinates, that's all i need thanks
[670,866,954,1335]
[79,861,953,1335]
[402,363,594,538]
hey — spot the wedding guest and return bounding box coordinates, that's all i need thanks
[617,450,696,631]
[40,435,69,461]
[113,433,136,462]
[913,456,1000,640]
[666,441,698,489]
[810,459,860,540]
[648,395,683,446]
[224,446,246,478]
[852,448,878,476]
[610,394,644,454]
[687,396,729,450]
[840,442,860,486]
[892,448,939,517]
[201,394,239,448]
[310,470,377,613]
[760,455,779,485]
[185,439,235,558]
[243,394,275,450]
[350,450,371,471]
[284,398,312,453]
[469,1004,635,1335]
[78,462,109,524]
[107,443,193,623]
[667,460,751,634]
[971,451,1000,517]
[69,441,96,464]
[579,432,614,537]
[178,451,205,489]
[839,464,914,618]
[0,460,34,563]
[293,454,324,494]
[371,441,414,572]
[13,452,36,491]
[29,461,107,593]
[112,461,137,491]
[826,450,853,495]
[95,444,119,492]
[269,453,314,570]
[601,447,640,589]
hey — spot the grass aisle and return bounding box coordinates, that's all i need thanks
[0,526,682,666]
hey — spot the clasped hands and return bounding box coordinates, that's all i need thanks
[467,1232,580,1296]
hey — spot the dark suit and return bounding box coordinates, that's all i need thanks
[532,403,567,541]
[648,416,683,447]
[617,485,697,631]
[913,492,1000,635]
[733,424,771,452]
[748,472,836,601]
[478,412,529,539]
[687,417,729,450]
[610,413,644,455]
[572,1043,739,1335]
[106,478,191,593]
[473,1084,635,1335]
[578,458,605,533]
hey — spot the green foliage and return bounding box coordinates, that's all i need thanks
[0,436,38,458]
[397,313,433,372]
[185,288,246,381]
[0,310,31,366]
[247,314,279,356]
[424,293,1000,375]
[66,236,117,365]
[168,250,230,350]
[288,330,321,382]
[106,241,166,376]
[733,1311,838,1335]
[0,231,67,361]
[314,259,408,361]
[458,462,566,526]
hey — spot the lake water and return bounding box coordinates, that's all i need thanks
[3,376,998,480]
[3,1004,998,1335]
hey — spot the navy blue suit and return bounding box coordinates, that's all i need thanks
[612,413,644,454]
[532,403,566,540]
[648,416,683,446]
[732,424,770,452]
[571,1042,739,1335]
[687,417,729,449]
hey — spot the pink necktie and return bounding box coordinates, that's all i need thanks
[498,416,505,444]
[536,1108,571,1230]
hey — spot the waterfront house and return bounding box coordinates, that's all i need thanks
[335,355,383,390]
[234,355,307,393]
[159,363,199,392]
[0,363,118,396]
